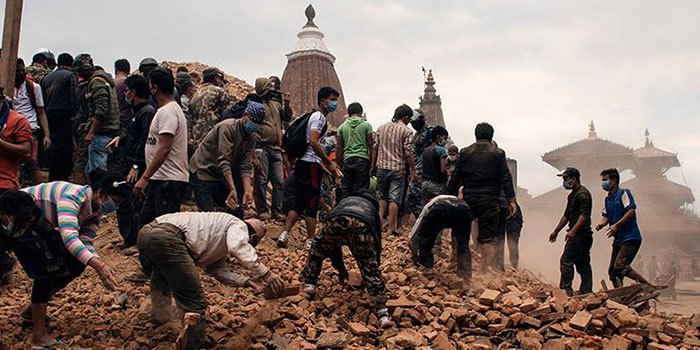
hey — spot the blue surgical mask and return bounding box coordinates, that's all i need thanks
[100,198,118,214]
[327,100,338,112]
[439,140,447,147]
[602,180,611,191]
[244,120,258,134]
[563,181,573,190]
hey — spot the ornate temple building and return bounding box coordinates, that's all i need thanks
[281,5,347,127]
[522,123,700,279]
[418,69,445,127]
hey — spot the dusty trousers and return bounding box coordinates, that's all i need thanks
[138,222,206,350]
[559,233,593,296]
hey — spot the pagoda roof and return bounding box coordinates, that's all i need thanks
[633,129,680,167]
[543,121,634,161]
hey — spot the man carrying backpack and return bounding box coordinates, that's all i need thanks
[277,86,343,250]
[14,58,51,185]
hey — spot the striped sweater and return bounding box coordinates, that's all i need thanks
[22,182,100,265]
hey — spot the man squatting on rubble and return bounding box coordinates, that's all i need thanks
[300,190,394,329]
[137,212,285,350]
[595,168,649,287]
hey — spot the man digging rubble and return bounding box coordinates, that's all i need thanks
[409,188,472,290]
[299,191,394,329]
[137,212,284,350]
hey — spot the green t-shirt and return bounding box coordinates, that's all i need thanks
[337,116,373,160]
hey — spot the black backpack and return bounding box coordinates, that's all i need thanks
[283,111,327,159]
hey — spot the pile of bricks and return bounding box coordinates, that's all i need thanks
[0,217,698,349]
[162,61,255,100]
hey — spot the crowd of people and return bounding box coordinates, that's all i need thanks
[0,50,648,350]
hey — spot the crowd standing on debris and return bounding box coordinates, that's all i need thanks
[0,50,658,350]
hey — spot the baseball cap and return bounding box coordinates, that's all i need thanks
[202,67,227,84]
[557,167,581,180]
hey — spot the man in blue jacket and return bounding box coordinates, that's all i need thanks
[595,168,650,287]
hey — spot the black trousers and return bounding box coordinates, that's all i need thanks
[414,203,472,278]
[116,193,144,248]
[464,194,500,244]
[138,180,187,229]
[46,109,74,181]
[340,157,370,199]
[559,233,593,295]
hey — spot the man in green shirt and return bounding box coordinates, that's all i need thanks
[336,102,376,198]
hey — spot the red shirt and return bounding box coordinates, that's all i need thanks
[0,110,32,189]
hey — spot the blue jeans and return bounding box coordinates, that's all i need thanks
[86,134,113,175]
[191,172,243,218]
[377,169,406,206]
[254,146,284,215]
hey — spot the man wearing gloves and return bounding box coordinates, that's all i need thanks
[138,212,284,350]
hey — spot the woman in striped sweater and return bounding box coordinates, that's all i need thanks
[0,171,128,349]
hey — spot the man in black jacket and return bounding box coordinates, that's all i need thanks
[300,191,393,329]
[106,75,156,254]
[41,53,77,181]
[447,122,517,272]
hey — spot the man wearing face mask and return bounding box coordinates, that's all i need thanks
[277,87,343,249]
[105,75,156,254]
[137,212,284,350]
[421,126,449,203]
[548,167,593,296]
[0,85,33,285]
[189,101,265,215]
[595,168,649,287]
[14,58,52,185]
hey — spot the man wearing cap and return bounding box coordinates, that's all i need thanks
[189,101,265,215]
[189,67,232,147]
[253,77,293,220]
[73,54,120,175]
[41,53,78,181]
[549,167,594,296]
[25,51,53,84]
[138,57,158,77]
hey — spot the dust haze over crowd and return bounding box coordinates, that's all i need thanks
[7,0,699,279]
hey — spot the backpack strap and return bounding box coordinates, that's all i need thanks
[24,80,37,110]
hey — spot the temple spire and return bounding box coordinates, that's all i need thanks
[304,4,317,28]
[644,128,654,147]
[418,68,445,127]
[587,120,598,139]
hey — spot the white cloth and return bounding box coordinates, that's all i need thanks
[13,81,44,130]
[300,111,327,163]
[155,212,269,284]
[145,101,189,182]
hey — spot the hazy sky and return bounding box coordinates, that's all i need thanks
[7,0,700,203]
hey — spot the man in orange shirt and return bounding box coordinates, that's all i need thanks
[0,85,33,285]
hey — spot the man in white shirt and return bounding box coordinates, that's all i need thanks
[14,58,51,184]
[133,67,190,231]
[138,212,284,350]
[277,86,343,249]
